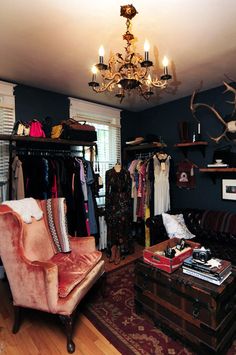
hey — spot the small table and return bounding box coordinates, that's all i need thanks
[134,259,236,355]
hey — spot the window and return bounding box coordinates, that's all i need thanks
[69,98,121,205]
[0,81,15,201]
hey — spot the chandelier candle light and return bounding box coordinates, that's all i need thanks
[88,4,172,102]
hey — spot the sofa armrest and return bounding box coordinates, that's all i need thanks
[69,236,96,255]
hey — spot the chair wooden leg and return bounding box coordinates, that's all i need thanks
[59,315,75,353]
[12,306,21,334]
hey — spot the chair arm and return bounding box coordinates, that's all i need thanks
[31,260,59,311]
[11,257,58,313]
[69,236,96,255]
[0,210,59,313]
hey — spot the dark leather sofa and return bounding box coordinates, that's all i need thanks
[146,208,236,265]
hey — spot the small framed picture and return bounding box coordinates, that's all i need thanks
[222,179,236,201]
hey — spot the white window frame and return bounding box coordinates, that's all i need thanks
[69,98,121,204]
[0,81,16,201]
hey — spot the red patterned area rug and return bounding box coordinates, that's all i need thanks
[82,262,236,355]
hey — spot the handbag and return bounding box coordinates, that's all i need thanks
[42,116,53,138]
[51,124,63,139]
[12,121,30,136]
[63,119,96,131]
[61,119,97,141]
[29,120,46,138]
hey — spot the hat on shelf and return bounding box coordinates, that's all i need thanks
[144,134,160,144]
[145,134,160,142]
[125,137,145,145]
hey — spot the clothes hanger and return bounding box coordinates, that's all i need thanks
[156,151,168,160]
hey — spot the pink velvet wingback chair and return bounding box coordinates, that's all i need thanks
[0,200,105,353]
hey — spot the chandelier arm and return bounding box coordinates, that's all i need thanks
[119,94,125,104]
[99,71,122,82]
[151,79,168,88]
[133,68,148,81]
[92,76,121,93]
[137,86,149,101]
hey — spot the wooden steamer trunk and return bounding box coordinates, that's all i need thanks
[134,260,236,355]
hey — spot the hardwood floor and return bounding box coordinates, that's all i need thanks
[0,243,144,354]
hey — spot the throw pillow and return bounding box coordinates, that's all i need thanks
[162,213,195,239]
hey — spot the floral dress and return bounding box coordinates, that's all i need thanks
[105,167,132,247]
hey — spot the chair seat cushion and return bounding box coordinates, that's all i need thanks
[51,251,102,297]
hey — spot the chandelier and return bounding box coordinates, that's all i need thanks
[88,4,172,103]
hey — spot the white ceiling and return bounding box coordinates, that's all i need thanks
[0,0,236,112]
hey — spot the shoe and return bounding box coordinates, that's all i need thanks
[109,245,117,263]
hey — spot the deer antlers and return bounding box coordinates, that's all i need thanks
[190,81,236,143]
[223,81,236,117]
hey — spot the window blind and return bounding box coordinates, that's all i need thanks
[0,82,16,198]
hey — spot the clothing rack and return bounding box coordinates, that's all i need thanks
[135,152,153,160]
[14,147,85,157]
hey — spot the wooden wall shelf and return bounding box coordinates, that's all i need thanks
[124,142,166,151]
[0,134,97,147]
[199,168,236,173]
[174,141,208,158]
[199,167,236,183]
[123,142,167,163]
[174,141,208,148]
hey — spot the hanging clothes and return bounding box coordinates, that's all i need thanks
[98,215,107,250]
[11,156,25,200]
[69,158,88,236]
[12,153,98,238]
[76,158,90,235]
[136,160,146,219]
[153,153,171,215]
[128,159,139,222]
[105,167,132,248]
[21,156,53,200]
[147,157,155,217]
[86,160,98,235]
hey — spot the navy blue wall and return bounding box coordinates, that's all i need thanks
[14,85,69,124]
[121,84,236,212]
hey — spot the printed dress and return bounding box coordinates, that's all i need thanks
[105,167,132,246]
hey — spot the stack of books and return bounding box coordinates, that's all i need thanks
[182,256,232,285]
